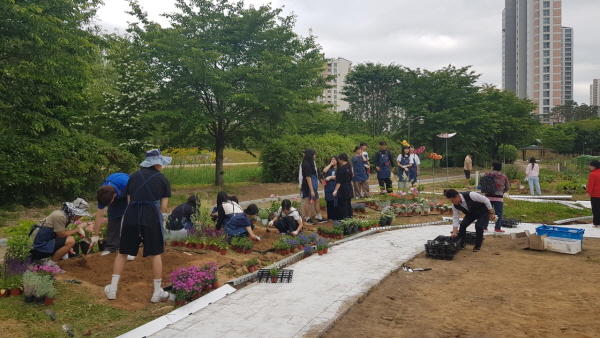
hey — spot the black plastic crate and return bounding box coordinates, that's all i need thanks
[424,236,461,260]
[501,218,521,228]
[257,269,294,283]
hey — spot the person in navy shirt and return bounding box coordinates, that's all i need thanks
[93,172,130,256]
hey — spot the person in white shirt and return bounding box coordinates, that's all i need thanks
[408,145,420,187]
[445,189,496,252]
[525,157,541,196]
[268,199,304,235]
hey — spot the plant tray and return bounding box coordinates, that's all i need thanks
[501,218,521,228]
[425,235,461,260]
[257,269,294,283]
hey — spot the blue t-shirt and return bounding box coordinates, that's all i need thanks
[224,213,251,237]
[98,173,130,218]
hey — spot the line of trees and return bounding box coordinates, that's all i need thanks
[2,0,600,205]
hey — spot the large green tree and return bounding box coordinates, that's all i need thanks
[127,0,329,186]
[551,101,599,122]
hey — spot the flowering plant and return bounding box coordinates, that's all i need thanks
[303,245,313,256]
[169,262,218,301]
[29,264,65,277]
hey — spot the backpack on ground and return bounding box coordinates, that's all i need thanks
[480,174,496,194]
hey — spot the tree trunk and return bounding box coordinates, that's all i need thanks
[215,136,225,187]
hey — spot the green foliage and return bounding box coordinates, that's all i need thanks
[551,101,599,122]
[4,235,31,262]
[504,199,592,224]
[3,220,36,237]
[497,144,518,163]
[126,0,330,186]
[163,165,261,187]
[246,258,258,267]
[269,267,279,277]
[0,132,136,206]
[540,124,577,154]
[502,165,524,181]
[260,134,402,183]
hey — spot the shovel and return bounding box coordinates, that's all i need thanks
[401,264,432,272]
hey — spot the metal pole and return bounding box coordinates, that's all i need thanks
[446,138,449,183]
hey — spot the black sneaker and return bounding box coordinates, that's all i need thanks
[306,219,316,225]
[317,218,327,223]
[473,247,481,252]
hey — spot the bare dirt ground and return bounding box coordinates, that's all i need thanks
[324,235,600,338]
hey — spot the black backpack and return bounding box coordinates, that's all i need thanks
[480,174,496,194]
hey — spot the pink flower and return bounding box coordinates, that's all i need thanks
[401,192,406,196]
[270,194,275,198]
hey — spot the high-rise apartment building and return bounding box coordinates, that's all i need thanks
[318,57,351,112]
[502,0,573,124]
[591,79,600,106]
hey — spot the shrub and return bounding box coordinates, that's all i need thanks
[260,134,401,183]
[0,131,137,206]
[497,144,518,164]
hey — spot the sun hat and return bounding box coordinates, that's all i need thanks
[140,149,172,167]
[64,198,91,217]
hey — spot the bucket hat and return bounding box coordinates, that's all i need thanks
[64,198,91,217]
[140,149,172,167]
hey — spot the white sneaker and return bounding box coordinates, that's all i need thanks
[100,251,112,256]
[151,290,169,303]
[127,255,136,261]
[44,260,58,267]
[104,285,117,300]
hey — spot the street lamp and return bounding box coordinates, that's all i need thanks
[407,116,425,144]
[437,132,457,183]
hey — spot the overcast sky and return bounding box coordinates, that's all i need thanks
[96,0,600,105]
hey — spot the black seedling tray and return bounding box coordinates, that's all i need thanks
[501,218,521,228]
[425,235,461,260]
[257,269,294,283]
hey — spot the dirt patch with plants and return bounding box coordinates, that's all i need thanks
[323,235,600,338]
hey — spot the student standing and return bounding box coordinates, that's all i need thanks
[104,149,172,303]
[464,153,473,188]
[408,145,420,187]
[374,141,394,193]
[351,146,370,198]
[525,157,542,196]
[322,156,339,221]
[483,162,510,233]
[300,149,325,224]
[333,153,354,219]
[396,146,412,190]
[586,160,600,227]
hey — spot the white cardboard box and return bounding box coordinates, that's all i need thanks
[543,237,582,255]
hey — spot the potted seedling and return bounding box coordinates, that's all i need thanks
[258,208,270,226]
[319,198,327,211]
[44,286,58,306]
[246,258,259,273]
[269,267,279,283]
[34,275,53,304]
[22,271,40,304]
[302,245,313,257]
[316,238,328,255]
[242,237,253,254]
[218,241,229,255]
[286,238,299,253]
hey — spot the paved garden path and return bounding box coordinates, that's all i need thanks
[134,222,600,338]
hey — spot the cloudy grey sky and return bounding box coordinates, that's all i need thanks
[96,0,599,105]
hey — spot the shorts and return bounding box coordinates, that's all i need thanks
[30,237,67,261]
[119,221,164,257]
[301,176,320,200]
[464,170,471,179]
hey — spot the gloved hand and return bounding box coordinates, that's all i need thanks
[90,236,100,246]
[268,220,274,227]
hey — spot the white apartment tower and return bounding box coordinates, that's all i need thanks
[318,57,351,112]
[591,79,600,106]
[502,0,573,124]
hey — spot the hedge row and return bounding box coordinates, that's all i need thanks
[259,134,403,183]
[0,131,137,206]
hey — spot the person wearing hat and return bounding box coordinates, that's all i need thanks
[105,149,172,303]
[93,172,130,257]
[223,204,262,240]
[586,160,600,227]
[30,198,91,267]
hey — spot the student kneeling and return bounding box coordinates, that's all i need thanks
[268,199,303,236]
[224,204,261,241]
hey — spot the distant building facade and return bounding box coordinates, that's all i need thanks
[502,0,573,124]
[591,79,600,106]
[318,57,351,112]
